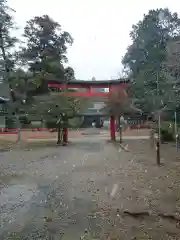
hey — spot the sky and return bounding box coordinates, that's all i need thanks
[9,0,180,80]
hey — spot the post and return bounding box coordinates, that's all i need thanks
[63,127,68,144]
[57,122,61,145]
[119,115,125,143]
[158,114,161,144]
[174,111,178,152]
[119,125,122,143]
[16,115,21,143]
[150,128,155,148]
[156,66,161,161]
[110,116,116,141]
[17,127,21,142]
[156,140,160,165]
[155,114,161,165]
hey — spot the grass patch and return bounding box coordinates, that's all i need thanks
[0,139,16,152]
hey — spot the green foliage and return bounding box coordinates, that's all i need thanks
[160,121,174,142]
[20,14,73,91]
[154,120,179,142]
[69,116,84,128]
[24,93,88,123]
[0,5,84,127]
[104,88,142,117]
[165,39,180,109]
[64,66,75,81]
[0,0,18,80]
[122,8,180,113]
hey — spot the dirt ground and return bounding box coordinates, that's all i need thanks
[0,133,180,239]
[0,128,150,142]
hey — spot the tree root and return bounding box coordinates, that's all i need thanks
[123,210,180,223]
[158,213,180,222]
[123,210,150,218]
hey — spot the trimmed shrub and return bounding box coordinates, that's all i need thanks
[160,121,174,142]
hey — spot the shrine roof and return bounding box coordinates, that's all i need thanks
[49,79,130,85]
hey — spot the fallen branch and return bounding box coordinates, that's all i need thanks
[89,207,180,225]
[123,210,150,218]
[123,210,180,223]
[158,213,180,222]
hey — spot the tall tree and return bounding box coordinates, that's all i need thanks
[0,0,17,84]
[164,38,180,110]
[18,14,89,141]
[104,88,141,142]
[21,15,73,93]
[0,0,24,141]
[122,8,180,112]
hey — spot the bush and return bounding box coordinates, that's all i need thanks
[45,121,57,129]
[68,116,84,128]
[161,129,174,142]
[5,116,16,128]
[160,121,174,142]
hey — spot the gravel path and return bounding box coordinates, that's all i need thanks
[0,136,180,239]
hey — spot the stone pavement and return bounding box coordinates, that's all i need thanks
[0,137,179,239]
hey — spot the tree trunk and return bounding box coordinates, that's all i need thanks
[16,116,21,142]
[62,127,68,145]
[118,116,123,143]
[57,121,61,145]
[119,126,122,143]
[110,116,116,141]
[116,116,120,132]
[149,129,155,148]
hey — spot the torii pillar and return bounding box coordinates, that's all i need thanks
[109,85,116,141]
[63,127,68,144]
[110,116,116,141]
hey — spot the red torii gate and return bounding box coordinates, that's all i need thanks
[48,79,130,142]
